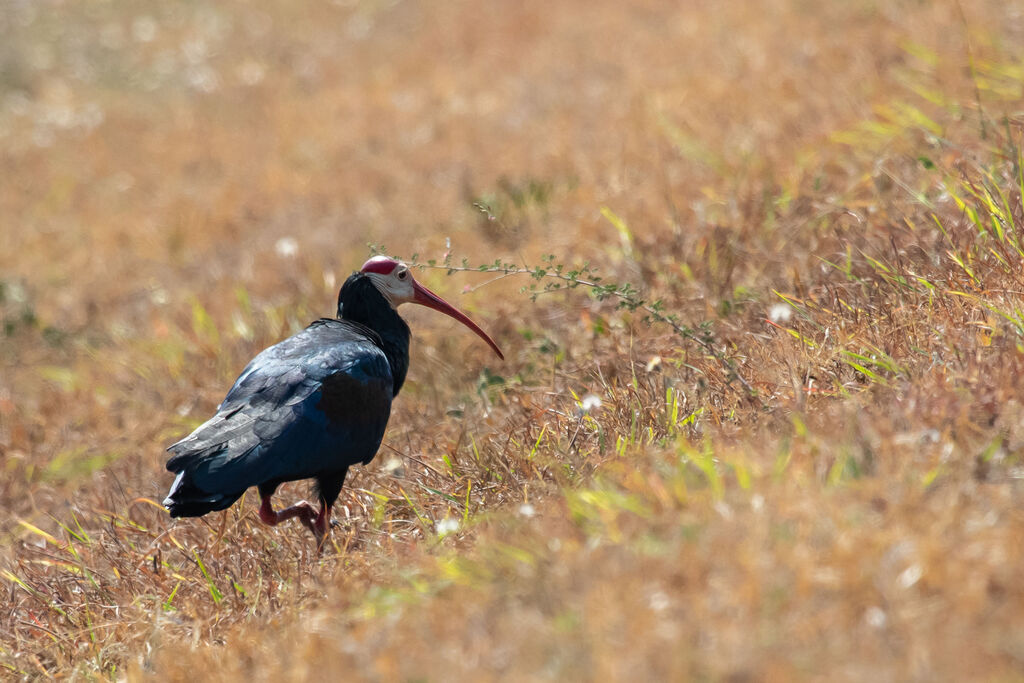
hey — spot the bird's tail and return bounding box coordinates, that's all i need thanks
[163,468,244,518]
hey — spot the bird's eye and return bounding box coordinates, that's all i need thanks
[397,269,408,280]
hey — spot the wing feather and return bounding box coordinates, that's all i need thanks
[165,319,393,501]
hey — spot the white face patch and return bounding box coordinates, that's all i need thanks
[366,263,416,308]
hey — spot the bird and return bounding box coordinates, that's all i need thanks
[163,255,503,547]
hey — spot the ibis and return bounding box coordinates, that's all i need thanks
[163,256,503,546]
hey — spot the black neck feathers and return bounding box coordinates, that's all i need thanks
[337,273,411,396]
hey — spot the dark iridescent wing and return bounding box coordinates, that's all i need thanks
[165,319,393,507]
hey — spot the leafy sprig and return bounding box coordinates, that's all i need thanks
[369,237,760,401]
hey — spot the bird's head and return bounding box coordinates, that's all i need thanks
[354,255,504,359]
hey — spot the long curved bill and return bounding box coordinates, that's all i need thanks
[412,282,504,360]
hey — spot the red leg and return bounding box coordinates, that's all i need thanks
[313,503,330,539]
[258,495,316,530]
[258,495,331,549]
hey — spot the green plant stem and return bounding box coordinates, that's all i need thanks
[414,261,761,402]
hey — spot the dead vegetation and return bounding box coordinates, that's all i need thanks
[2,0,1024,680]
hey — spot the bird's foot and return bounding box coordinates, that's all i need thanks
[258,496,317,528]
[258,496,331,551]
[309,506,331,553]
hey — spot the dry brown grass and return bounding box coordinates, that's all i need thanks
[3,0,1024,680]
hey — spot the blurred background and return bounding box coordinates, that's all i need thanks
[3,0,1024,679]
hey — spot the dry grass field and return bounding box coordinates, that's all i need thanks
[3,0,1024,680]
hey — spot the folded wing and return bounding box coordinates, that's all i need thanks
[164,319,393,516]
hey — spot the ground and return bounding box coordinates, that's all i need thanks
[2,0,1024,680]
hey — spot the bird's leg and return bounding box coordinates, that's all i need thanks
[310,502,331,551]
[258,495,318,534]
[258,495,333,549]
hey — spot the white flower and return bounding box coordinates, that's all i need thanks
[580,394,602,413]
[435,517,460,537]
[897,564,922,589]
[768,303,793,323]
[865,606,887,629]
[275,237,298,258]
[518,503,536,518]
[648,590,670,612]
[381,458,404,477]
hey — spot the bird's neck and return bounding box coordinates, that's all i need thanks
[373,317,410,396]
[338,275,411,396]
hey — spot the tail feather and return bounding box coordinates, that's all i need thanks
[163,404,292,518]
[163,414,268,518]
[163,469,244,518]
